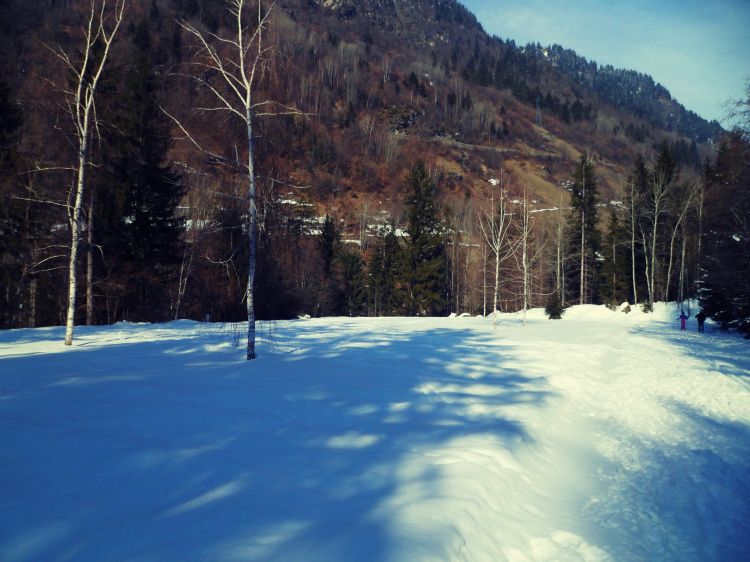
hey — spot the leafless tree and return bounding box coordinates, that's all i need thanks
[554,187,566,307]
[664,182,699,302]
[479,173,514,328]
[48,0,126,346]
[626,177,639,305]
[513,187,545,325]
[169,0,303,359]
[641,166,677,307]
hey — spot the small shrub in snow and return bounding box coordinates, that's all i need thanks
[545,297,564,320]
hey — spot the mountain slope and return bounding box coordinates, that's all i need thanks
[263,0,714,213]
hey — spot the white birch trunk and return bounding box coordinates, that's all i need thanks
[482,241,488,317]
[664,186,697,303]
[86,195,94,325]
[174,244,193,320]
[65,146,88,346]
[630,181,638,305]
[678,226,687,304]
[58,0,125,345]
[246,112,257,360]
[579,173,586,305]
[522,200,530,326]
[493,247,500,328]
[556,191,563,298]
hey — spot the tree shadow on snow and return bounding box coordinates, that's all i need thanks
[590,323,750,561]
[0,319,553,561]
[630,321,750,380]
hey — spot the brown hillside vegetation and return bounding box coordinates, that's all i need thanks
[0,0,726,328]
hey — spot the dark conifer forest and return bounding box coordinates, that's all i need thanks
[0,0,748,338]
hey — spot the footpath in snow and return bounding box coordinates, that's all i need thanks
[0,304,748,561]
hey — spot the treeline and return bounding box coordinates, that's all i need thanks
[0,0,747,337]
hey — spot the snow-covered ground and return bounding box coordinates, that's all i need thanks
[1,304,748,561]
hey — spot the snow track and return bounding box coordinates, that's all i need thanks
[0,305,748,561]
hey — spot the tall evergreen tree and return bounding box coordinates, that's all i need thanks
[405,163,449,315]
[601,211,630,305]
[98,18,183,322]
[318,214,339,277]
[699,132,750,336]
[369,227,403,315]
[566,154,601,304]
[0,78,25,328]
[338,249,366,317]
[317,214,342,315]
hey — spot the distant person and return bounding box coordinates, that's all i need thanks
[678,310,689,331]
[696,311,707,333]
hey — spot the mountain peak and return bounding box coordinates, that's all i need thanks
[312,0,482,36]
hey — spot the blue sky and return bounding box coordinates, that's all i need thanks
[459,0,750,124]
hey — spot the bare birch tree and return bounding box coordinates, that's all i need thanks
[513,187,545,325]
[479,174,514,328]
[49,0,126,346]
[627,177,639,305]
[664,182,699,303]
[641,167,676,308]
[171,0,302,359]
[555,187,566,307]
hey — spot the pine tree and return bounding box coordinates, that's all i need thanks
[369,227,403,315]
[99,18,183,322]
[318,215,340,277]
[317,214,342,315]
[601,211,630,306]
[699,132,750,336]
[405,163,449,315]
[0,78,25,328]
[566,154,601,304]
[338,249,366,317]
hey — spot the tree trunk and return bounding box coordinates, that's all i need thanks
[29,277,37,329]
[482,242,488,317]
[579,208,585,305]
[630,182,638,304]
[522,202,529,326]
[246,111,257,360]
[642,230,653,307]
[579,173,586,305]
[174,243,193,320]
[65,146,88,346]
[556,190,564,305]
[86,195,94,325]
[678,226,687,304]
[612,233,617,304]
[493,247,500,328]
[649,210,660,306]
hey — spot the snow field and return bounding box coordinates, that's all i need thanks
[0,305,748,561]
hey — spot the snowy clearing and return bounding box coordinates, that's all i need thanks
[1,305,749,561]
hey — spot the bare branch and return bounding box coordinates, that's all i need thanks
[11,196,71,210]
[160,106,248,171]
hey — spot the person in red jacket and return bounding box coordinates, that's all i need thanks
[678,310,690,331]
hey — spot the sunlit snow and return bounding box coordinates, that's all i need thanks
[1,304,748,561]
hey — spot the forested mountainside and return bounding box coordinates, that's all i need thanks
[0,0,747,338]
[309,0,721,143]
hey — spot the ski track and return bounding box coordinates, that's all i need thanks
[0,306,748,561]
